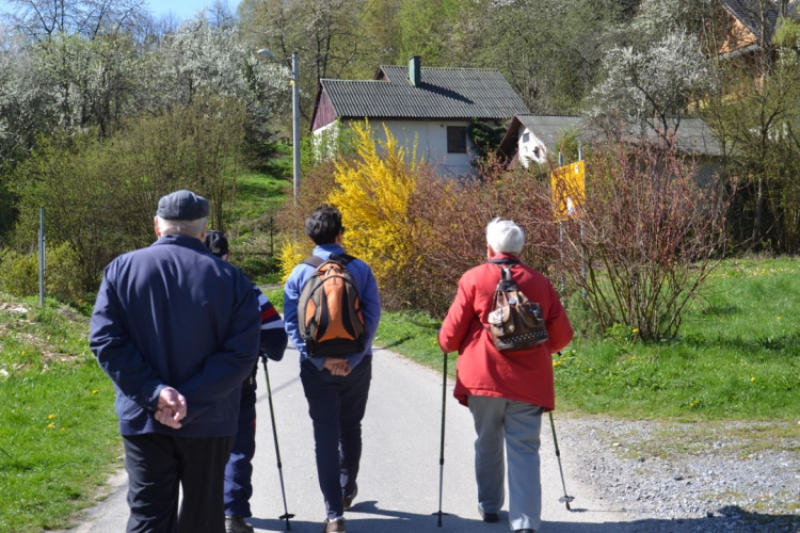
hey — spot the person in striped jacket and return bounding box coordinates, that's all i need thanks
[205,230,288,533]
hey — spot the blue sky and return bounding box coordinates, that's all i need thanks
[0,0,239,23]
[145,0,238,21]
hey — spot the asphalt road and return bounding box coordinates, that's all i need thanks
[62,345,643,533]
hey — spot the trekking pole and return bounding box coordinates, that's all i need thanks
[262,358,295,530]
[548,410,575,511]
[433,351,449,527]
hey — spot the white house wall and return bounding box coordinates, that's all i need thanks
[313,119,481,179]
[517,127,548,168]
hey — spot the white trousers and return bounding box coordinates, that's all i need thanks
[467,395,543,532]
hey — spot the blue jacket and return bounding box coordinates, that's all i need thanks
[90,234,260,437]
[283,243,381,370]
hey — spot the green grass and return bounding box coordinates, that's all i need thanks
[224,170,291,285]
[374,257,800,421]
[230,171,290,221]
[0,296,120,533]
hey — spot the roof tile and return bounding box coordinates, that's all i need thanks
[321,65,529,120]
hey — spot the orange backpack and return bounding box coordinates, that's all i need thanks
[297,254,366,358]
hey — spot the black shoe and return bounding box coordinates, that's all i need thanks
[225,515,254,533]
[478,505,500,523]
[514,530,536,533]
[342,482,358,511]
[323,517,346,533]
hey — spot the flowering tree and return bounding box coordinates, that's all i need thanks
[590,0,714,136]
[327,121,421,302]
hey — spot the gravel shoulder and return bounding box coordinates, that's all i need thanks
[554,414,800,533]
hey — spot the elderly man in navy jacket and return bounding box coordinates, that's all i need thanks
[90,190,260,533]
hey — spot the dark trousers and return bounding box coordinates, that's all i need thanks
[122,433,235,533]
[224,382,258,517]
[300,355,372,520]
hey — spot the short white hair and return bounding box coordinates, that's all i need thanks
[486,217,524,255]
[155,216,207,238]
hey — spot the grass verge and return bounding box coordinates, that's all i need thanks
[0,295,120,533]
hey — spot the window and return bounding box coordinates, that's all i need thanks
[523,132,530,143]
[447,126,467,153]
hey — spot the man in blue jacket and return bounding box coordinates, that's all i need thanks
[283,205,381,533]
[204,229,288,533]
[90,190,260,533]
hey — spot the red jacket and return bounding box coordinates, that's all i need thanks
[438,254,573,410]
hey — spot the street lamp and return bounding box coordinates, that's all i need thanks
[258,49,301,206]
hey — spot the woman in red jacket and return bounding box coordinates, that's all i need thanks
[438,218,573,533]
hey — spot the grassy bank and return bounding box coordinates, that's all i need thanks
[0,296,120,533]
[223,170,290,285]
[375,257,800,420]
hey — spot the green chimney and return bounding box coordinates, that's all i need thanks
[409,56,421,87]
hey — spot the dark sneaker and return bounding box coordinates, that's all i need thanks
[478,505,500,523]
[514,530,536,533]
[323,517,346,533]
[342,482,358,511]
[225,515,254,533]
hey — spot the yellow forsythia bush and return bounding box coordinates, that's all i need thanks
[327,120,420,290]
[277,238,313,283]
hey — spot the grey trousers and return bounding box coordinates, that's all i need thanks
[467,395,544,532]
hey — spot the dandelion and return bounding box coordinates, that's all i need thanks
[750,376,756,382]
[777,316,782,321]
[92,390,99,394]
[48,423,56,429]
[632,328,639,334]
[48,414,56,419]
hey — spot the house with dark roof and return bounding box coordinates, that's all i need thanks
[310,56,529,177]
[718,0,785,59]
[497,114,724,183]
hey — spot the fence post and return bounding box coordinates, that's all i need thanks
[270,216,274,256]
[38,207,45,306]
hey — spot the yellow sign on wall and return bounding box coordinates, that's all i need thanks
[550,160,585,221]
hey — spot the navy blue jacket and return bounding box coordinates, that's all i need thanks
[90,234,260,437]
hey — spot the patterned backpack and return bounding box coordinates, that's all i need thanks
[487,261,549,353]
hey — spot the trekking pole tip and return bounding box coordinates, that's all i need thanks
[559,495,575,511]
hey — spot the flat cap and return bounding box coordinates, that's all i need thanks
[156,190,209,221]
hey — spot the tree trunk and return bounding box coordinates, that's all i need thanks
[752,176,764,248]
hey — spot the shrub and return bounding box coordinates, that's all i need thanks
[0,242,84,303]
[327,121,422,306]
[0,248,37,297]
[558,137,730,340]
[277,238,312,283]
[10,98,247,291]
[274,158,338,281]
[406,159,561,317]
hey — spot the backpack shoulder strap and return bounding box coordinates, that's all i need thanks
[302,255,325,268]
[496,265,521,292]
[331,253,356,265]
[488,258,521,266]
